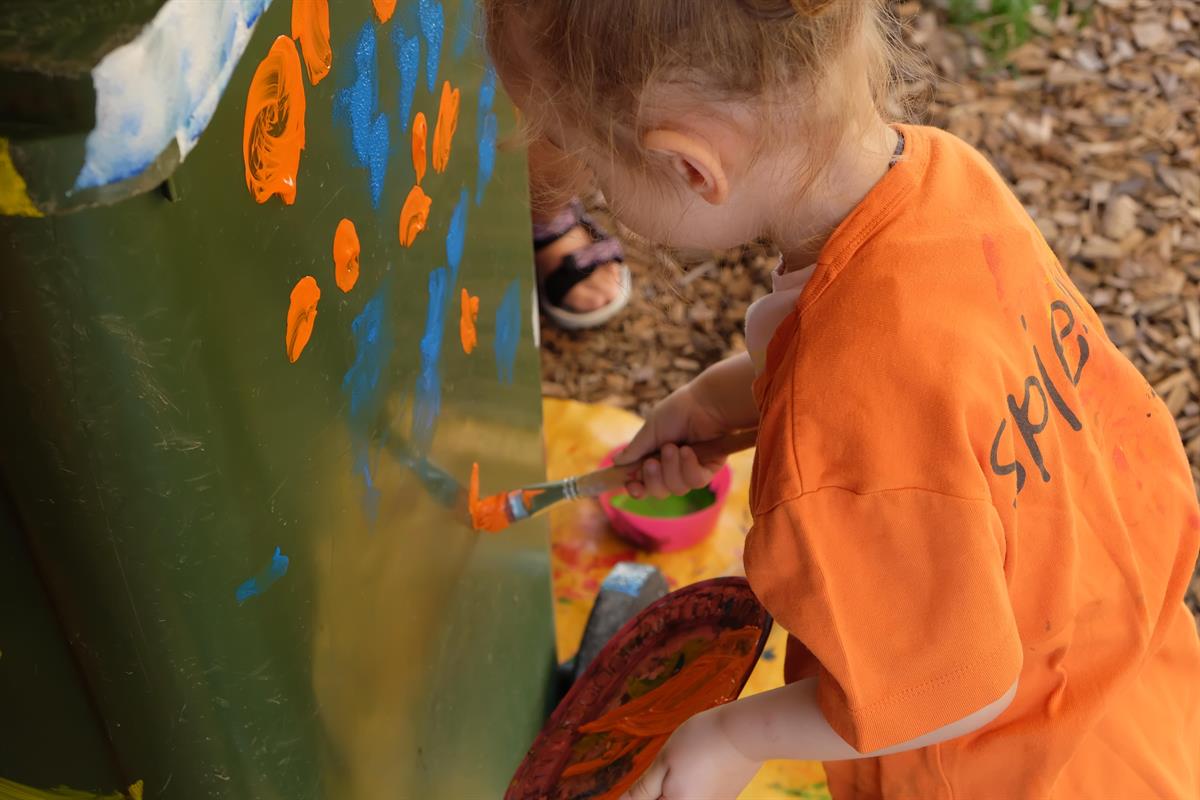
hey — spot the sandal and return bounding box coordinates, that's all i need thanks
[533,200,632,330]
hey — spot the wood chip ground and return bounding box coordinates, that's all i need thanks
[537,1,1200,620]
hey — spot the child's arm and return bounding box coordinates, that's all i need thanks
[617,352,758,498]
[621,678,1018,800]
[720,676,1018,762]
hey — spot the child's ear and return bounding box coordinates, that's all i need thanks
[643,129,729,205]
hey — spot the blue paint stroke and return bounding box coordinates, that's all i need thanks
[343,288,394,518]
[75,0,273,189]
[494,280,522,384]
[236,546,289,605]
[452,0,474,58]
[762,647,776,662]
[333,23,390,207]
[413,268,448,453]
[391,26,421,132]
[418,0,445,93]
[475,65,498,205]
[602,562,657,597]
[446,189,469,283]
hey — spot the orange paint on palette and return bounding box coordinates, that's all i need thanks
[285,276,321,362]
[244,36,307,205]
[291,0,331,85]
[333,218,360,292]
[372,0,397,22]
[431,81,461,174]
[561,626,761,798]
[412,112,428,184]
[459,288,479,354]
[398,185,432,247]
[469,462,512,533]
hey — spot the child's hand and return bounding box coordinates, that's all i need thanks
[615,380,732,499]
[619,706,762,800]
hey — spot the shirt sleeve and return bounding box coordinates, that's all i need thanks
[744,487,1022,753]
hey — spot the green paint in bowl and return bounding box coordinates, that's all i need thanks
[609,487,717,519]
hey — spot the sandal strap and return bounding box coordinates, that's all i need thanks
[532,199,586,250]
[542,237,625,309]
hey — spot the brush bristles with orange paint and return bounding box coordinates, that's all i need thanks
[469,429,758,534]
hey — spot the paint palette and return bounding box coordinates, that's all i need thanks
[506,578,771,800]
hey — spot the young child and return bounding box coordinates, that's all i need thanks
[484,1,1200,797]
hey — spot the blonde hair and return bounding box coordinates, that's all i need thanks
[485,0,923,211]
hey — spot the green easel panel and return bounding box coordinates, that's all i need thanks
[0,0,554,797]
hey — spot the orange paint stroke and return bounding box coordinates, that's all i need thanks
[469,462,512,533]
[561,627,761,799]
[291,0,331,85]
[431,81,461,174]
[372,0,396,22]
[243,36,307,205]
[333,218,360,292]
[412,111,428,184]
[285,276,321,362]
[398,185,432,247]
[459,288,479,354]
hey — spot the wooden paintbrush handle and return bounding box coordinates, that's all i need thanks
[575,429,759,498]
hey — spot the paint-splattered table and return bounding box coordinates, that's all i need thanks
[542,398,831,800]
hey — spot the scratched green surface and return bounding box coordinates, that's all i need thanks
[0,1,555,797]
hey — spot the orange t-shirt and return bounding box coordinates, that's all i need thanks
[744,124,1200,799]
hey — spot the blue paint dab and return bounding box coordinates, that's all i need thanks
[452,0,474,58]
[333,23,390,207]
[413,268,447,453]
[494,280,522,384]
[342,288,394,518]
[418,0,445,93]
[476,114,497,206]
[762,647,776,661]
[236,547,290,605]
[602,563,657,598]
[475,65,498,205]
[391,26,421,132]
[446,189,469,283]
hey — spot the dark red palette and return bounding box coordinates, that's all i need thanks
[507,577,771,800]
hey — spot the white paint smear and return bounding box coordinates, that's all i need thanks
[74,0,274,190]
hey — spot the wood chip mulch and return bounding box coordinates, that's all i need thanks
[537,1,1200,620]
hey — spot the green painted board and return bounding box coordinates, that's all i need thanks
[0,1,554,797]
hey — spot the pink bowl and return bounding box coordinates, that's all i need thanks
[597,445,732,552]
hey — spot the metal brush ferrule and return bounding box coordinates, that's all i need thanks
[562,477,582,501]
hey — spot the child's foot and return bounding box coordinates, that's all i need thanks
[533,200,631,330]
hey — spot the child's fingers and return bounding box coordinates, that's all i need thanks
[659,444,691,496]
[680,446,716,488]
[619,758,667,800]
[640,458,671,499]
[625,480,646,499]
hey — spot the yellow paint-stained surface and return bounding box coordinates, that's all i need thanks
[542,398,829,800]
[0,778,142,800]
[0,139,41,217]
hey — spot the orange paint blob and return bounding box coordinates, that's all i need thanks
[560,627,761,799]
[285,276,321,363]
[431,81,461,174]
[372,0,396,22]
[469,462,512,533]
[412,112,428,184]
[333,218,360,293]
[243,36,307,205]
[459,288,479,354]
[291,0,331,85]
[398,185,432,247]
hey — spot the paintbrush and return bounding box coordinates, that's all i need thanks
[470,429,759,533]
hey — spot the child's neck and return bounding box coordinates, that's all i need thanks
[771,119,899,271]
